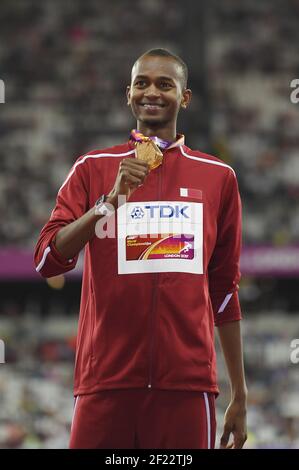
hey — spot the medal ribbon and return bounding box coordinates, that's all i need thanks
[130,129,173,150]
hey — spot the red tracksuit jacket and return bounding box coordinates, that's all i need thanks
[34,140,242,396]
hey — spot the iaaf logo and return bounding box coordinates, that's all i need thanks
[131,204,190,220]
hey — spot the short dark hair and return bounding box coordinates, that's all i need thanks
[133,48,188,89]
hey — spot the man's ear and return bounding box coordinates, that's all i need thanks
[126,86,131,105]
[181,88,192,109]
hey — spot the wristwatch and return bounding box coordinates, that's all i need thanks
[94,194,115,217]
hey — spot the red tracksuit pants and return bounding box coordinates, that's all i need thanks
[69,389,216,449]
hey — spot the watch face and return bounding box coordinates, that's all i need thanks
[95,195,113,217]
[96,194,105,206]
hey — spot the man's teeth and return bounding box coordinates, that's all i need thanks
[142,104,163,107]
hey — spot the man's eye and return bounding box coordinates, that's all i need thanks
[135,81,146,87]
[160,82,172,88]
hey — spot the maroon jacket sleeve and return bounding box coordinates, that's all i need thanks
[34,157,89,278]
[208,169,243,326]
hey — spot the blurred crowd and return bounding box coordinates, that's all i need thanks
[0,303,299,448]
[0,0,298,247]
[0,307,76,448]
[207,0,299,246]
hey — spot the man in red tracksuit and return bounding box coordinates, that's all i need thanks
[34,48,248,449]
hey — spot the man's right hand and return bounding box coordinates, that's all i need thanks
[107,158,150,207]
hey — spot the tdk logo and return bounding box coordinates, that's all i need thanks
[130,207,145,219]
[144,204,189,218]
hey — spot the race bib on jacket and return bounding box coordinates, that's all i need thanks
[117,201,203,275]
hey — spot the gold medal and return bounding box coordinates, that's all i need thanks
[135,140,163,170]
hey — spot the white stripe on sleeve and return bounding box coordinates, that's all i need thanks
[36,246,51,272]
[217,293,233,313]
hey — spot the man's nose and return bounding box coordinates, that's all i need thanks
[144,84,160,98]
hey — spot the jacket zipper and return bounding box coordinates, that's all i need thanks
[148,160,163,388]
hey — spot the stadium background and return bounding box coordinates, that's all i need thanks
[1,0,299,448]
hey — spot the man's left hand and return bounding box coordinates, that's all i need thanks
[220,399,247,449]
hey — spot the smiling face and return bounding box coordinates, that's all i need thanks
[127,55,191,138]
